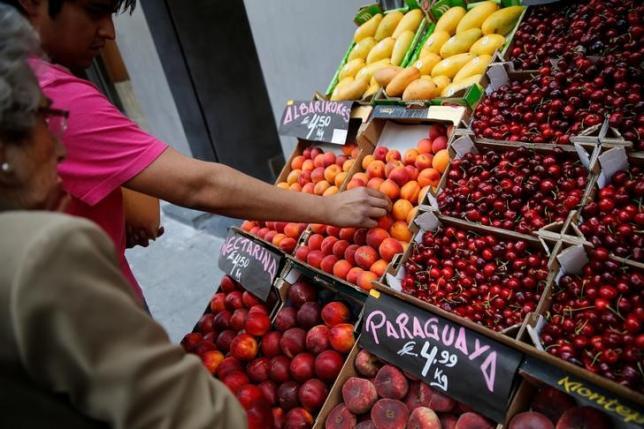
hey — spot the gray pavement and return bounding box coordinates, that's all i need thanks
[126,205,238,343]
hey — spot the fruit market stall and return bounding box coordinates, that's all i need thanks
[180,0,643,428]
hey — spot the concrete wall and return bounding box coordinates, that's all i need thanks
[243,0,366,156]
[114,7,192,157]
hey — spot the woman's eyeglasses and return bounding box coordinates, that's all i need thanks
[38,106,69,141]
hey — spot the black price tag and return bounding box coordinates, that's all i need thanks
[278,100,353,144]
[373,105,430,120]
[218,229,281,301]
[521,358,644,429]
[360,292,523,422]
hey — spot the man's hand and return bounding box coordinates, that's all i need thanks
[324,187,391,228]
[126,225,165,249]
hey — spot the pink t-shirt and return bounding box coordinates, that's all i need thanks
[30,59,168,304]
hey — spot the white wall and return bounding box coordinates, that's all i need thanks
[114,7,192,157]
[243,0,366,156]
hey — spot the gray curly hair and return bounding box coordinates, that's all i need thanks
[0,4,41,144]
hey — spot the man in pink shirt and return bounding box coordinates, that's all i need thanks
[6,0,390,305]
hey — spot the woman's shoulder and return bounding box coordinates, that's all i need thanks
[0,211,113,260]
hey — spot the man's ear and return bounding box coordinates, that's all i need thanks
[18,0,44,19]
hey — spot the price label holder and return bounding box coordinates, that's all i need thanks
[360,291,523,422]
[520,357,644,428]
[218,228,283,301]
[278,100,353,145]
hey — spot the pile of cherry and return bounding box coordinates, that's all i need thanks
[540,253,643,393]
[472,52,643,150]
[436,147,588,233]
[182,276,356,429]
[508,0,643,70]
[580,167,643,263]
[401,224,549,332]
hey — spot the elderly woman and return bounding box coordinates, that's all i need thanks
[0,6,246,428]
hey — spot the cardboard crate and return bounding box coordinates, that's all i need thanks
[324,3,429,102]
[290,107,467,294]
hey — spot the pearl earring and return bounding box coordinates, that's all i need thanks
[1,162,12,173]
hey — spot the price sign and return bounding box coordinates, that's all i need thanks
[373,105,431,120]
[278,100,353,145]
[521,358,644,429]
[218,229,282,301]
[360,292,523,422]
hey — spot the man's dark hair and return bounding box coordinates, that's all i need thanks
[0,0,136,17]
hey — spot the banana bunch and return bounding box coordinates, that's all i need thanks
[331,9,424,101]
[377,2,524,102]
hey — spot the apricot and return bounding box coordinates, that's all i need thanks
[324,164,342,184]
[310,223,325,233]
[277,182,290,190]
[272,233,287,247]
[371,399,409,429]
[332,259,352,280]
[264,230,278,244]
[367,160,386,179]
[419,185,431,204]
[417,138,432,154]
[241,220,256,232]
[386,149,401,162]
[326,404,357,429]
[306,250,324,268]
[284,223,304,239]
[429,124,445,140]
[415,153,433,170]
[353,172,369,184]
[302,182,315,194]
[367,177,385,190]
[342,159,355,172]
[392,199,413,221]
[335,171,348,187]
[417,168,440,188]
[347,178,366,189]
[295,246,309,261]
[432,149,449,173]
[373,146,388,161]
[366,227,390,249]
[405,165,419,181]
[357,270,378,291]
[432,136,447,153]
[311,167,326,183]
[400,181,421,203]
[370,259,388,276]
[377,215,394,231]
[403,148,419,165]
[313,153,326,168]
[329,323,355,353]
[379,179,400,200]
[301,159,314,172]
[287,169,301,185]
[379,238,404,262]
[298,170,312,186]
[375,365,409,399]
[385,160,404,178]
[346,267,364,285]
[280,237,297,253]
[389,166,410,187]
[291,155,305,170]
[355,245,378,270]
[342,377,378,414]
[362,154,375,169]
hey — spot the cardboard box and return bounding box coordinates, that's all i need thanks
[324,4,429,102]
[289,107,467,295]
